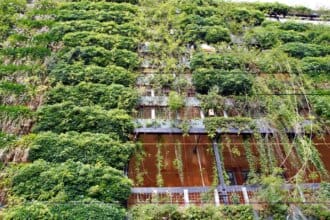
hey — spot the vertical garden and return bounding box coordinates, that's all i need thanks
[0,0,330,219]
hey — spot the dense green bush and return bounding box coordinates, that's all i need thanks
[33,102,134,139]
[61,46,139,69]
[255,2,289,17]
[50,20,140,38]
[59,1,138,13]
[282,43,330,58]
[192,68,252,95]
[301,56,330,75]
[0,0,26,41]
[204,26,231,43]
[244,27,279,49]
[279,22,310,32]
[8,160,132,203]
[0,132,17,149]
[129,204,255,220]
[277,30,307,43]
[46,83,138,111]
[50,63,136,86]
[56,9,135,24]
[63,32,138,51]
[0,105,33,120]
[257,49,302,74]
[1,47,51,59]
[311,95,330,121]
[2,202,126,220]
[190,53,242,71]
[226,8,264,25]
[27,132,136,170]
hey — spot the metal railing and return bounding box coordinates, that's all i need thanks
[129,184,320,206]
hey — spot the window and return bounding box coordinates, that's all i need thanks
[226,170,237,185]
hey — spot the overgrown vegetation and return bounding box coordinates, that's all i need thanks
[0,0,329,218]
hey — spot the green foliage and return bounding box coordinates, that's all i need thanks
[0,132,17,149]
[7,160,132,203]
[257,168,288,219]
[2,202,126,220]
[301,56,330,75]
[50,63,136,86]
[56,9,135,24]
[257,49,302,74]
[129,204,255,220]
[204,117,254,138]
[226,8,265,25]
[129,204,181,220]
[46,83,138,111]
[33,102,133,140]
[1,47,51,59]
[192,68,252,95]
[50,20,140,39]
[63,32,138,51]
[300,204,330,220]
[168,91,185,111]
[204,26,231,43]
[282,42,330,58]
[279,22,310,32]
[61,46,139,69]
[255,2,290,17]
[244,27,279,49]
[0,105,33,120]
[26,132,136,170]
[190,53,242,71]
[0,0,26,41]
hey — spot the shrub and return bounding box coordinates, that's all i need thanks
[256,2,289,17]
[168,91,185,111]
[46,83,138,111]
[301,56,330,75]
[129,204,255,220]
[282,42,330,58]
[244,27,279,49]
[192,68,252,95]
[129,204,181,220]
[2,202,126,220]
[190,53,242,71]
[27,132,136,170]
[56,9,135,24]
[61,46,139,69]
[33,102,134,139]
[204,26,231,43]
[63,32,138,51]
[50,63,136,86]
[279,22,310,32]
[1,47,51,59]
[227,8,264,25]
[277,30,307,43]
[7,160,132,203]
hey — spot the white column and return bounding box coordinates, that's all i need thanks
[200,110,205,119]
[214,189,220,206]
[183,189,189,206]
[151,108,156,119]
[150,89,155,97]
[242,186,250,204]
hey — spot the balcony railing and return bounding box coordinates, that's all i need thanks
[128,183,320,206]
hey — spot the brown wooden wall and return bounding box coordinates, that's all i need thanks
[128,133,330,187]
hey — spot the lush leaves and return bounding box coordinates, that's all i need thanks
[2,202,126,220]
[50,63,136,86]
[8,160,132,203]
[33,102,134,139]
[27,132,136,170]
[46,83,138,111]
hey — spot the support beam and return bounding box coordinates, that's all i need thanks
[212,136,228,204]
